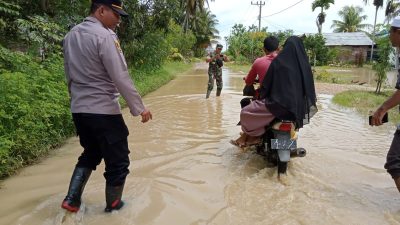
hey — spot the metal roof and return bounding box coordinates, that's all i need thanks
[321,32,374,46]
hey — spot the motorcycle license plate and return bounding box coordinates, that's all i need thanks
[271,139,297,150]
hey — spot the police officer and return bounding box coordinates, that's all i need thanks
[205,44,229,98]
[61,0,152,213]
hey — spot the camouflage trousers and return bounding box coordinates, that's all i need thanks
[206,70,223,98]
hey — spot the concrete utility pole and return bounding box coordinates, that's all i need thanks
[251,1,265,31]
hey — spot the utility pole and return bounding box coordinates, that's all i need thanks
[251,1,265,31]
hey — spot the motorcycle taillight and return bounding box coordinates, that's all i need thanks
[279,123,292,132]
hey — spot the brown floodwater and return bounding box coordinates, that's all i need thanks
[0,63,399,225]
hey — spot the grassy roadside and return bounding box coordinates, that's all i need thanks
[333,90,400,124]
[132,61,193,96]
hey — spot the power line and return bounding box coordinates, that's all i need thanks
[262,18,308,34]
[262,0,305,18]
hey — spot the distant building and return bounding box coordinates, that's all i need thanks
[322,32,374,63]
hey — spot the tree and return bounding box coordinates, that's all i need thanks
[303,34,331,66]
[331,6,371,32]
[363,0,384,61]
[180,0,214,32]
[226,24,270,63]
[0,1,20,46]
[372,36,393,93]
[190,9,219,56]
[385,0,400,23]
[311,0,334,34]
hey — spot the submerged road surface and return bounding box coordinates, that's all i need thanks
[0,63,399,225]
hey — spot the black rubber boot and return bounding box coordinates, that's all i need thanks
[216,88,222,97]
[104,182,125,212]
[61,167,92,212]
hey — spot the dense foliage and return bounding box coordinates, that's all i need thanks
[372,35,394,93]
[0,46,73,176]
[303,33,335,66]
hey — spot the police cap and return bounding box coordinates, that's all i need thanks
[93,0,129,17]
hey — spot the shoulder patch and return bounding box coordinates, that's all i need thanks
[114,40,122,53]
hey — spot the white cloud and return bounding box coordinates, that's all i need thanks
[208,0,387,46]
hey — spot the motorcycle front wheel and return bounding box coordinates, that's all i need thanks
[277,160,288,174]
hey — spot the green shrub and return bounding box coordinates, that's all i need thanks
[0,45,74,177]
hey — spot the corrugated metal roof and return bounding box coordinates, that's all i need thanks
[321,32,374,46]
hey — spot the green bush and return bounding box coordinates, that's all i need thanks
[0,45,74,177]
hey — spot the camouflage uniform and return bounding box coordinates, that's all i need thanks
[206,51,224,98]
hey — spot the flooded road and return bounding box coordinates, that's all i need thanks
[1,64,400,225]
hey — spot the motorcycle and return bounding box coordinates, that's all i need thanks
[240,82,306,175]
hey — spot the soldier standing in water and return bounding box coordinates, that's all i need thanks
[205,44,229,98]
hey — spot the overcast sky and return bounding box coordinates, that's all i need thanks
[208,0,388,47]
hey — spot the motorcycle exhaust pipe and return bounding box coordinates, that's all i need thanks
[290,148,306,157]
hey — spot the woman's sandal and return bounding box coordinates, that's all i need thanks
[230,139,246,148]
[244,138,262,147]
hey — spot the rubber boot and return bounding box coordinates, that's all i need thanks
[104,182,125,212]
[216,88,222,97]
[206,90,211,99]
[61,167,92,212]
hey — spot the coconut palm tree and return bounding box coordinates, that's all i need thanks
[190,9,219,56]
[363,0,383,61]
[331,6,371,32]
[385,0,400,23]
[180,0,214,32]
[311,0,335,33]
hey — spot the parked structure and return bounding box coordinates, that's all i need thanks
[322,32,374,63]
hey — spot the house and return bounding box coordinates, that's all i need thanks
[321,32,374,63]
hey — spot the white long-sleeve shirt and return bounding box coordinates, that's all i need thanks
[63,16,145,116]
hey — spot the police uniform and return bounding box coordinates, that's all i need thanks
[206,48,225,98]
[63,16,145,186]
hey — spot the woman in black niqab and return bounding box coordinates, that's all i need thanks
[231,36,317,147]
[260,36,317,128]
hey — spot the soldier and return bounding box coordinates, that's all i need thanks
[61,0,152,213]
[205,44,229,98]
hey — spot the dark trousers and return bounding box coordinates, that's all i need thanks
[72,113,130,186]
[385,129,400,179]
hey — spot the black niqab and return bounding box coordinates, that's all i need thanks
[259,36,317,128]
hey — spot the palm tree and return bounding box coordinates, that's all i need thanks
[311,0,335,34]
[363,0,383,61]
[331,6,371,32]
[190,9,220,56]
[180,0,214,32]
[385,0,400,23]
[385,0,400,69]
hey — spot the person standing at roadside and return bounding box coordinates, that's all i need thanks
[205,44,229,99]
[371,16,400,193]
[62,0,152,213]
